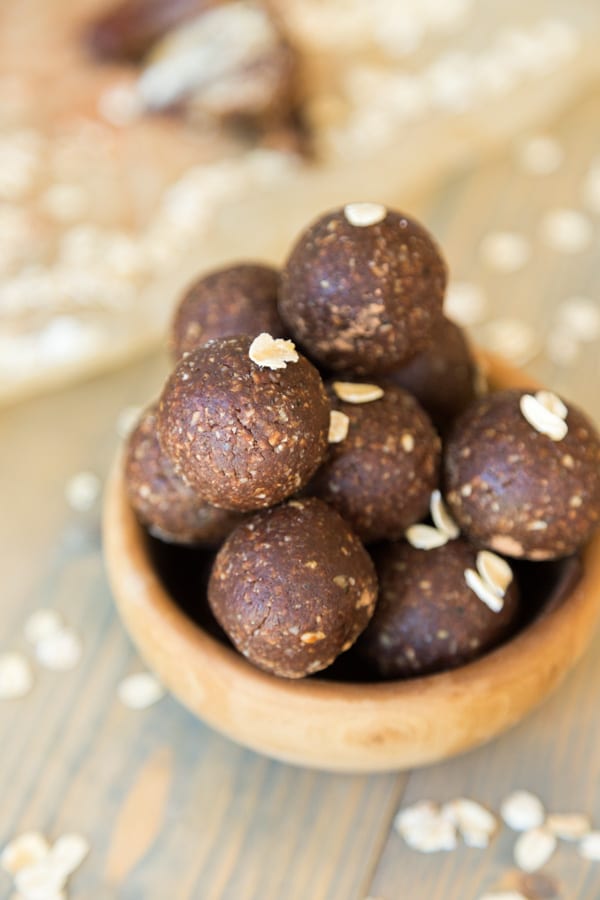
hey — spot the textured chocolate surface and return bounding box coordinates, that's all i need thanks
[310,383,441,543]
[279,206,446,374]
[208,497,377,678]
[444,389,600,559]
[171,263,284,358]
[356,539,520,678]
[386,317,478,432]
[125,405,245,545]
[157,335,330,511]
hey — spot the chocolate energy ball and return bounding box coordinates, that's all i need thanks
[310,382,441,543]
[157,334,330,511]
[124,405,245,546]
[171,263,284,358]
[356,539,520,679]
[444,389,600,559]
[386,316,479,432]
[208,498,378,678]
[279,203,447,374]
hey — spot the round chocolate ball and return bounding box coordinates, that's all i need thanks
[157,334,330,512]
[208,497,378,678]
[356,539,520,679]
[171,263,284,358]
[124,405,245,545]
[279,203,447,374]
[386,317,479,432]
[310,382,441,543]
[444,389,600,559]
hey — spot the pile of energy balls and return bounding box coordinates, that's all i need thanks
[124,202,600,680]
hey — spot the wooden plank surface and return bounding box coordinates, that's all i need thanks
[1,90,600,900]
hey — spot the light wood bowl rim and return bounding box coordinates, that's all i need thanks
[103,352,600,771]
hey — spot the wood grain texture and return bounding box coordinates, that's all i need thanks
[1,91,600,899]
[0,354,408,898]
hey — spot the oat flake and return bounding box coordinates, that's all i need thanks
[546,812,590,841]
[118,672,165,710]
[535,390,567,420]
[479,232,531,272]
[344,202,387,227]
[332,382,384,404]
[515,135,563,175]
[49,833,90,877]
[249,333,298,370]
[15,859,67,899]
[405,524,448,551]
[394,800,439,833]
[519,394,568,441]
[404,816,457,853]
[35,629,82,671]
[464,569,504,613]
[98,82,142,126]
[41,183,87,224]
[65,472,101,512]
[500,790,545,831]
[540,208,593,254]
[0,652,34,699]
[555,296,600,343]
[300,631,326,644]
[444,281,488,326]
[1,833,49,875]
[476,550,513,597]
[579,830,600,860]
[24,609,63,645]
[514,827,556,872]
[442,798,497,848]
[480,318,539,365]
[395,800,457,853]
[430,490,459,539]
[328,410,349,443]
[401,433,415,452]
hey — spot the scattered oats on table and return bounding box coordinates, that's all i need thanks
[539,208,594,253]
[500,790,546,831]
[118,672,166,710]
[34,628,82,671]
[479,318,539,366]
[65,472,101,512]
[514,134,563,175]
[24,609,63,645]
[479,232,531,272]
[579,831,600,860]
[444,281,488,327]
[0,652,34,699]
[513,827,557,872]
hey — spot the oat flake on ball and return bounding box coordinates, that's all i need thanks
[355,539,520,679]
[311,383,441,544]
[208,498,378,678]
[157,335,330,512]
[279,205,447,374]
[444,389,600,559]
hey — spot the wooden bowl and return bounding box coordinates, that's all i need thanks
[103,354,600,772]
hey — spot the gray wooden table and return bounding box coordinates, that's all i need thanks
[1,92,600,900]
